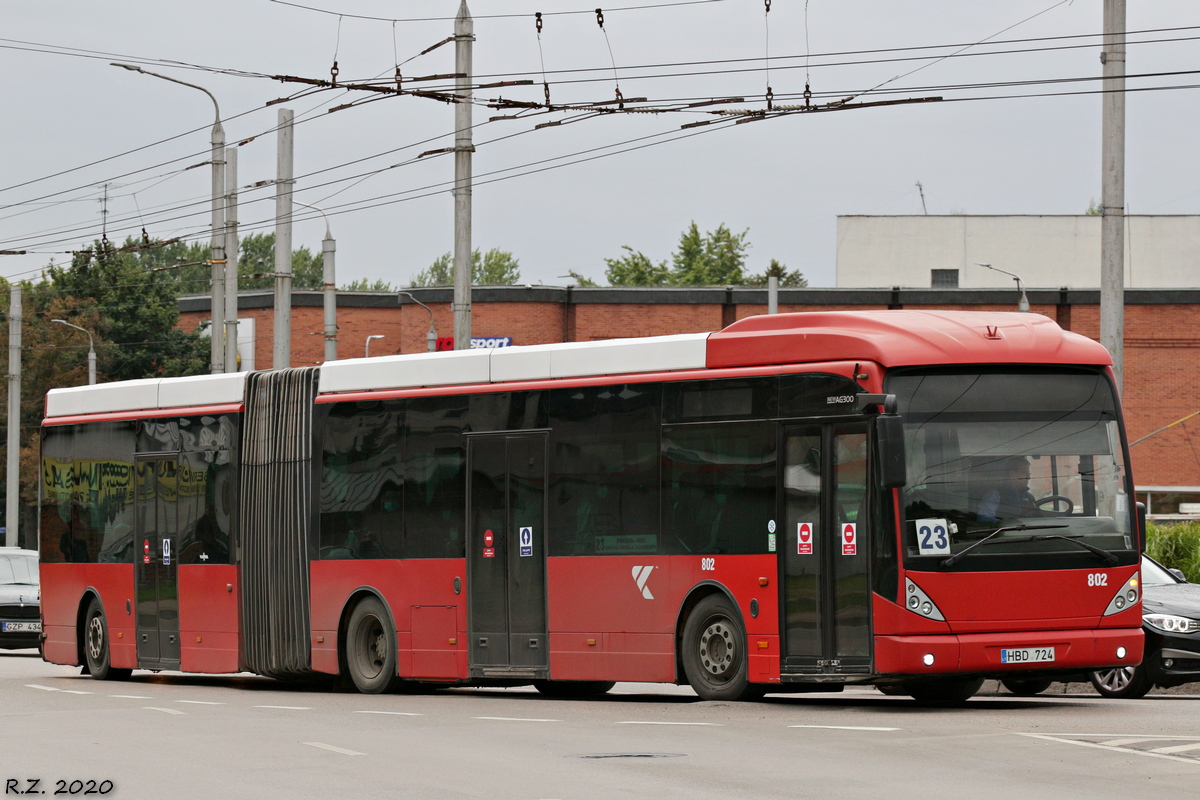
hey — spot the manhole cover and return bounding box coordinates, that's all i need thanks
[570,753,686,759]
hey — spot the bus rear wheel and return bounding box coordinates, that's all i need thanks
[533,680,616,698]
[345,597,398,694]
[83,599,131,681]
[902,676,984,705]
[682,595,757,701]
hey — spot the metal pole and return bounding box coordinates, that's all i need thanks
[366,335,384,358]
[768,276,778,314]
[453,1,474,350]
[50,320,96,384]
[6,285,20,547]
[224,146,240,372]
[295,201,337,363]
[209,112,226,374]
[1101,0,1126,392]
[397,291,438,353]
[274,108,295,369]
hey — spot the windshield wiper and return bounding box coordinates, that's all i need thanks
[1027,533,1120,566]
[941,523,1068,568]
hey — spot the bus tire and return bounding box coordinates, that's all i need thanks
[682,595,755,701]
[902,676,984,705]
[345,597,398,694]
[1000,677,1053,696]
[533,680,615,698]
[1089,664,1152,699]
[83,599,131,682]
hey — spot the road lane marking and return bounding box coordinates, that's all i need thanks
[1017,734,1200,766]
[254,705,312,710]
[1150,742,1200,755]
[144,707,186,715]
[354,710,424,716]
[788,725,901,731]
[1099,737,1179,747]
[616,721,721,726]
[60,690,93,695]
[474,717,560,723]
[175,700,225,705]
[303,742,365,756]
[26,684,59,692]
[110,695,152,699]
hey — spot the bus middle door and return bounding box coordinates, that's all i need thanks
[779,422,872,679]
[466,432,549,680]
[134,455,180,669]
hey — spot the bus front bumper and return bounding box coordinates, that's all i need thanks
[874,628,1144,676]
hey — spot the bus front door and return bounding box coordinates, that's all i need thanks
[134,455,180,669]
[466,433,549,680]
[779,423,872,678]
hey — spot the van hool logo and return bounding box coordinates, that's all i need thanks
[631,565,656,600]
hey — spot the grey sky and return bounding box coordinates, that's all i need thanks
[1,1,1197,290]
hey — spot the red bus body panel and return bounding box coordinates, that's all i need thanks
[178,565,241,674]
[40,563,136,669]
[309,559,467,679]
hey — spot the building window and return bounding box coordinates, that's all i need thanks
[931,269,959,288]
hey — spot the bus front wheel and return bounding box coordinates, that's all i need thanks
[345,597,398,694]
[83,599,131,682]
[1089,664,1152,699]
[682,595,757,701]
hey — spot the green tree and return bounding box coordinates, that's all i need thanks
[343,278,398,292]
[743,258,808,288]
[604,246,670,286]
[232,232,324,291]
[410,248,521,287]
[565,270,598,287]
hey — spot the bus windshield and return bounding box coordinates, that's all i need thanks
[888,369,1137,571]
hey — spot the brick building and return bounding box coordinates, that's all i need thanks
[179,286,1200,510]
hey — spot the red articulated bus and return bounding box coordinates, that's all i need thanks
[39,310,1144,702]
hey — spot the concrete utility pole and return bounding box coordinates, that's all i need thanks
[274,108,295,369]
[1101,0,1126,392]
[6,285,20,547]
[224,147,240,372]
[453,1,474,350]
[295,201,337,362]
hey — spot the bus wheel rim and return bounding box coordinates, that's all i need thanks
[87,615,104,661]
[699,620,735,678]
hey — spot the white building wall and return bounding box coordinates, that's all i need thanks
[836,215,1200,288]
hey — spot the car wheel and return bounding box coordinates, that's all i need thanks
[682,595,758,701]
[1000,677,1054,696]
[345,597,398,694]
[83,599,131,681]
[902,676,985,705]
[1089,664,1152,699]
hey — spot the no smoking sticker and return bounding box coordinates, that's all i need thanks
[797,522,813,555]
[842,523,857,556]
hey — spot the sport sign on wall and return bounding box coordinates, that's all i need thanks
[435,336,513,351]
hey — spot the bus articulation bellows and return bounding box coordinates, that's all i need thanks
[39,310,1143,702]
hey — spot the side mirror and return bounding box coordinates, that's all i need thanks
[1136,501,1147,554]
[876,413,907,489]
[1169,568,1187,583]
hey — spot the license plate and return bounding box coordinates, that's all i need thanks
[1000,646,1055,664]
[1,621,41,633]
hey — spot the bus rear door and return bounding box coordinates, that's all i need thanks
[779,423,872,679]
[466,432,549,680]
[134,455,181,669]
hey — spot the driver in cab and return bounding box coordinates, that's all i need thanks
[977,456,1040,523]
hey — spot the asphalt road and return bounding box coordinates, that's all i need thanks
[2,649,1198,800]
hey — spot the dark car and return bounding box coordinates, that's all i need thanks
[0,548,40,650]
[1087,554,1200,698]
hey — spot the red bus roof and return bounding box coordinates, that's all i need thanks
[707,309,1111,370]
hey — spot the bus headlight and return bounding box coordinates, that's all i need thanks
[905,578,945,621]
[1102,572,1140,616]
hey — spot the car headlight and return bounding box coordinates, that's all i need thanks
[1144,614,1200,634]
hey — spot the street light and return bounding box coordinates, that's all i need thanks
[113,62,227,373]
[975,262,1030,312]
[51,319,96,385]
[294,201,338,362]
[397,291,438,353]
[365,334,385,358]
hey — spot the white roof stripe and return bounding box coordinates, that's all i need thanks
[45,373,248,419]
